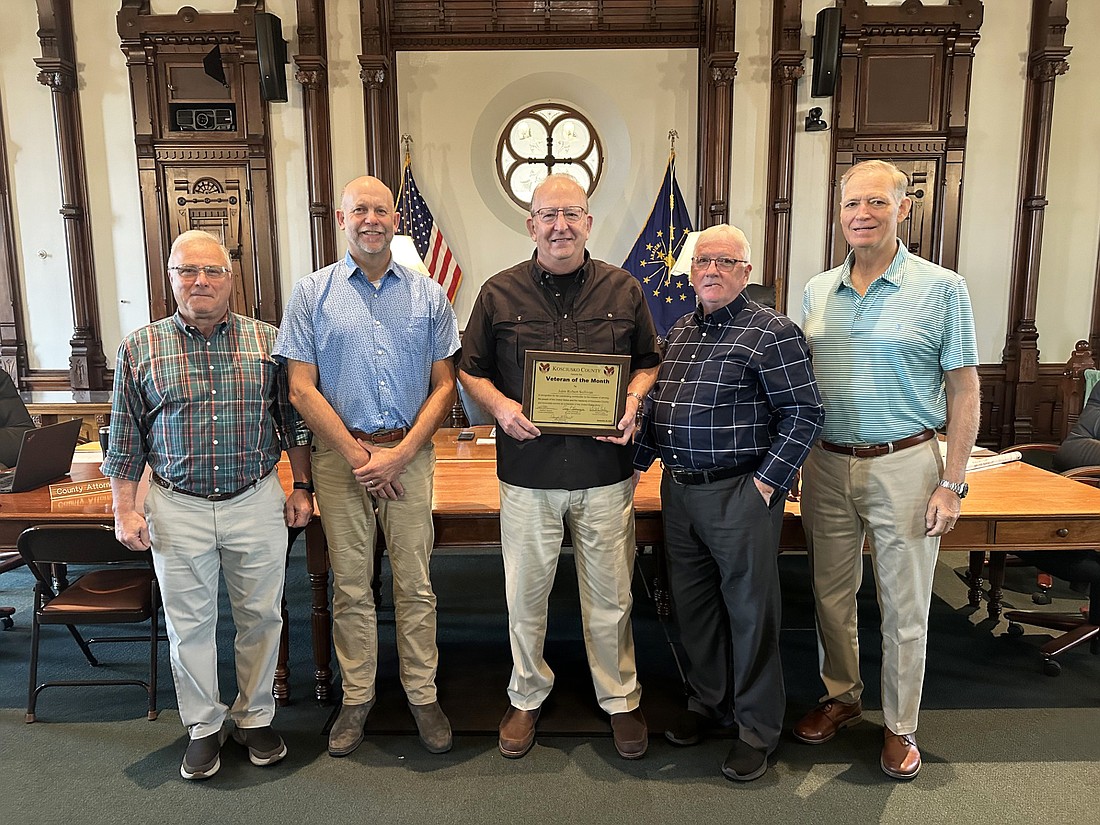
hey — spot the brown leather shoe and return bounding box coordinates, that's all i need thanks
[881,730,921,779]
[498,705,540,758]
[610,708,648,759]
[792,699,863,744]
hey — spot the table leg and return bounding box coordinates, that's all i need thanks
[274,526,305,707]
[987,551,1008,620]
[966,551,986,608]
[305,519,333,703]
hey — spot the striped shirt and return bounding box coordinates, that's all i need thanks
[274,253,460,432]
[801,242,978,445]
[102,312,309,496]
[634,294,824,493]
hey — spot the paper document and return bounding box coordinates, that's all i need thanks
[966,451,1022,473]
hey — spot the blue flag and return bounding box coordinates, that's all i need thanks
[621,157,695,335]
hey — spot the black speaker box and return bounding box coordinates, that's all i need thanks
[811,7,842,98]
[255,12,288,103]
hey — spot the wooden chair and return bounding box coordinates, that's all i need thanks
[18,524,161,723]
[1003,464,1100,675]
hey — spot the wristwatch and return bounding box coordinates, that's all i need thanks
[293,480,315,493]
[938,478,969,499]
[626,391,646,405]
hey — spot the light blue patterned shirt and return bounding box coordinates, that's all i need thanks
[274,252,460,431]
[801,241,978,445]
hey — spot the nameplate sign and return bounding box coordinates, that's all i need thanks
[49,477,112,500]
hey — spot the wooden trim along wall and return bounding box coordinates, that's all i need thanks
[34,0,109,390]
[1002,0,1073,446]
[762,0,804,314]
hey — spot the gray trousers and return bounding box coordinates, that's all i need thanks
[661,470,786,753]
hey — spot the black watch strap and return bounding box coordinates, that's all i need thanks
[293,481,314,493]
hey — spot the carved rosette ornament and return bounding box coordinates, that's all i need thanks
[36,69,73,91]
[774,63,805,84]
[295,68,325,89]
[710,65,737,86]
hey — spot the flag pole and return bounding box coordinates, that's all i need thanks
[398,134,413,203]
[666,130,679,287]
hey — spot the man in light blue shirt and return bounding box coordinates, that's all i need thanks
[274,175,460,758]
[795,160,980,780]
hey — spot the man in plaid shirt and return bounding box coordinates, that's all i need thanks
[104,230,314,781]
[634,224,823,782]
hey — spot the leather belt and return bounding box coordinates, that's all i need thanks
[151,466,273,502]
[820,428,936,459]
[666,464,747,486]
[350,427,408,445]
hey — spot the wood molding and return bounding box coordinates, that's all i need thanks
[360,2,400,187]
[698,1,737,227]
[826,0,983,271]
[1001,0,1071,446]
[762,0,804,314]
[295,0,336,269]
[0,92,29,387]
[1092,224,1100,357]
[34,0,109,390]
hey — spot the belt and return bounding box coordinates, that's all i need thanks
[820,428,936,459]
[350,427,408,445]
[151,466,273,502]
[666,464,747,486]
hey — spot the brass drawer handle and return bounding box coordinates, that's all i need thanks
[1056,528,1069,538]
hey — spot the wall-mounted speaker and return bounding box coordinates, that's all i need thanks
[255,12,288,103]
[811,8,842,98]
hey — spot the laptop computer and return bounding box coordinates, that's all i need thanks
[0,418,83,493]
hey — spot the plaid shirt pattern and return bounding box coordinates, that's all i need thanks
[634,294,823,493]
[102,313,309,496]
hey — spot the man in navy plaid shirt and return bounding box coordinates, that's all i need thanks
[634,224,823,782]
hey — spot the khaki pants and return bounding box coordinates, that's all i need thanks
[499,478,641,715]
[312,436,439,705]
[800,439,942,735]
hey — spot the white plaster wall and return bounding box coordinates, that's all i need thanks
[396,49,698,326]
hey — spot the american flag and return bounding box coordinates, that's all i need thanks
[396,155,463,302]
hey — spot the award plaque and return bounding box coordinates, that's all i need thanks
[521,350,631,436]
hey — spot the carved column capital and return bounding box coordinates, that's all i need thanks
[36,68,74,91]
[773,63,805,84]
[359,67,386,89]
[295,68,326,89]
[710,65,738,86]
[1028,57,1070,82]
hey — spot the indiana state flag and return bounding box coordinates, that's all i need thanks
[621,155,695,335]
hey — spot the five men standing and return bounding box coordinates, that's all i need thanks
[459,174,660,760]
[796,160,980,779]
[275,175,460,757]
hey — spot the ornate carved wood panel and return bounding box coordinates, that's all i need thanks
[117,1,282,324]
[826,0,983,271]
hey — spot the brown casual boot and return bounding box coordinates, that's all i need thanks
[498,705,540,758]
[792,699,863,744]
[610,708,648,759]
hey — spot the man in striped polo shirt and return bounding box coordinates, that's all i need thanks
[105,230,315,780]
[795,160,980,780]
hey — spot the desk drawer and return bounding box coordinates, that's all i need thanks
[995,519,1100,546]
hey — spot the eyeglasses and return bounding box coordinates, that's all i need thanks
[169,265,231,281]
[691,256,748,272]
[530,206,588,225]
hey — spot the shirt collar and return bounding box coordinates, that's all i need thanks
[171,310,231,338]
[836,239,908,293]
[692,292,746,326]
[343,250,412,284]
[530,250,591,286]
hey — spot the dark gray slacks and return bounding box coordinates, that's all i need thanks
[661,470,786,753]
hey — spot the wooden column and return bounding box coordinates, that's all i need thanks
[360,1,400,188]
[697,0,737,228]
[34,0,108,390]
[762,0,804,314]
[1001,0,1071,446]
[0,93,29,386]
[295,0,336,270]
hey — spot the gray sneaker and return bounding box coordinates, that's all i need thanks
[328,700,374,757]
[232,725,288,766]
[409,701,453,754]
[180,729,227,780]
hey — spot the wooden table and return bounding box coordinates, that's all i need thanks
[4,432,1100,704]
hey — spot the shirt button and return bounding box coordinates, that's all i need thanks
[564,337,569,342]
[214,487,220,493]
[209,365,213,369]
[702,333,707,338]
[212,440,218,445]
[563,313,568,318]
[377,350,383,355]
[211,389,217,395]
[671,403,676,408]
[213,465,219,471]
[667,429,672,434]
[212,415,218,421]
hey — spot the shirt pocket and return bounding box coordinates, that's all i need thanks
[574,308,634,355]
